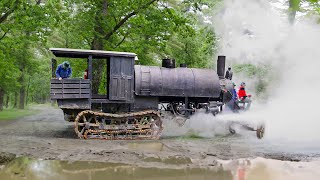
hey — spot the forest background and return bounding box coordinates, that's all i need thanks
[0,0,319,111]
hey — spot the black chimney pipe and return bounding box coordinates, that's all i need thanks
[217,56,226,79]
[162,59,176,68]
[179,63,187,68]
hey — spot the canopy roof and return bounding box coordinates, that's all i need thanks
[49,48,137,59]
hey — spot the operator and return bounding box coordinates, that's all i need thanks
[238,82,247,100]
[225,66,233,80]
[229,82,240,111]
[56,61,72,80]
[232,82,238,101]
[237,82,252,110]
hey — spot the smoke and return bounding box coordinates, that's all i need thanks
[211,0,320,142]
[162,0,320,143]
[162,110,264,138]
[162,111,237,137]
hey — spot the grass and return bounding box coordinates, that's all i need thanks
[0,108,38,121]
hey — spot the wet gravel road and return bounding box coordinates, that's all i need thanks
[0,105,319,168]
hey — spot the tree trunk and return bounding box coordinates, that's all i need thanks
[26,77,31,105]
[19,87,25,109]
[91,40,104,95]
[0,88,4,111]
[17,31,30,109]
[90,0,108,95]
[5,94,9,108]
[52,59,57,78]
[13,92,18,108]
[289,0,300,24]
[18,70,26,109]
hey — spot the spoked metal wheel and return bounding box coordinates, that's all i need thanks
[74,111,99,139]
[227,121,265,139]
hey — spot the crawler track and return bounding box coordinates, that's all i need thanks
[74,110,163,140]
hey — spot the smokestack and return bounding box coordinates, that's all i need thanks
[217,56,226,79]
[180,63,187,68]
[162,59,176,68]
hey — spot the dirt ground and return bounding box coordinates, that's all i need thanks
[0,105,317,169]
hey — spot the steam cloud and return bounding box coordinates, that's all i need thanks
[212,0,320,142]
[163,0,320,144]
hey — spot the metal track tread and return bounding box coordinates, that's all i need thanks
[74,110,163,140]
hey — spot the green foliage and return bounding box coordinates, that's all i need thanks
[0,0,62,109]
[1,0,320,108]
[52,0,219,66]
[288,0,320,23]
[289,0,301,10]
[0,55,20,92]
[165,26,216,68]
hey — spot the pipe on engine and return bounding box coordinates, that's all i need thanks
[217,56,226,79]
[162,59,176,68]
[179,63,187,68]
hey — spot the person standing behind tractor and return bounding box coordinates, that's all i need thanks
[225,66,233,80]
[56,61,72,80]
[238,82,247,100]
[237,82,252,110]
[229,82,240,111]
[232,83,238,101]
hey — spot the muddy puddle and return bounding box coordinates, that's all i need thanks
[1,157,320,180]
[0,157,231,180]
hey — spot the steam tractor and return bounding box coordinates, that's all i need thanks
[50,48,264,140]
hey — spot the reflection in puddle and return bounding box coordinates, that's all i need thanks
[1,157,320,180]
[222,158,320,180]
[0,157,232,180]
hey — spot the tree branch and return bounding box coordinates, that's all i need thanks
[0,30,10,41]
[102,0,108,15]
[104,0,158,40]
[0,0,20,24]
[0,10,14,24]
[113,14,118,24]
[114,34,127,48]
[36,0,42,5]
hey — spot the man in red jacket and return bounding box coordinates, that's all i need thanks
[237,82,251,110]
[238,82,247,100]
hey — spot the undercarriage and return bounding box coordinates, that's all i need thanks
[164,101,265,139]
[74,110,163,140]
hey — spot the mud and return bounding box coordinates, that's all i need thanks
[0,105,319,169]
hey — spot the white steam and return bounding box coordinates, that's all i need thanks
[212,0,320,142]
[162,112,228,137]
[163,0,320,143]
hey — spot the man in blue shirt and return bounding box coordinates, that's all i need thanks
[232,82,238,101]
[56,61,72,80]
[227,82,240,112]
